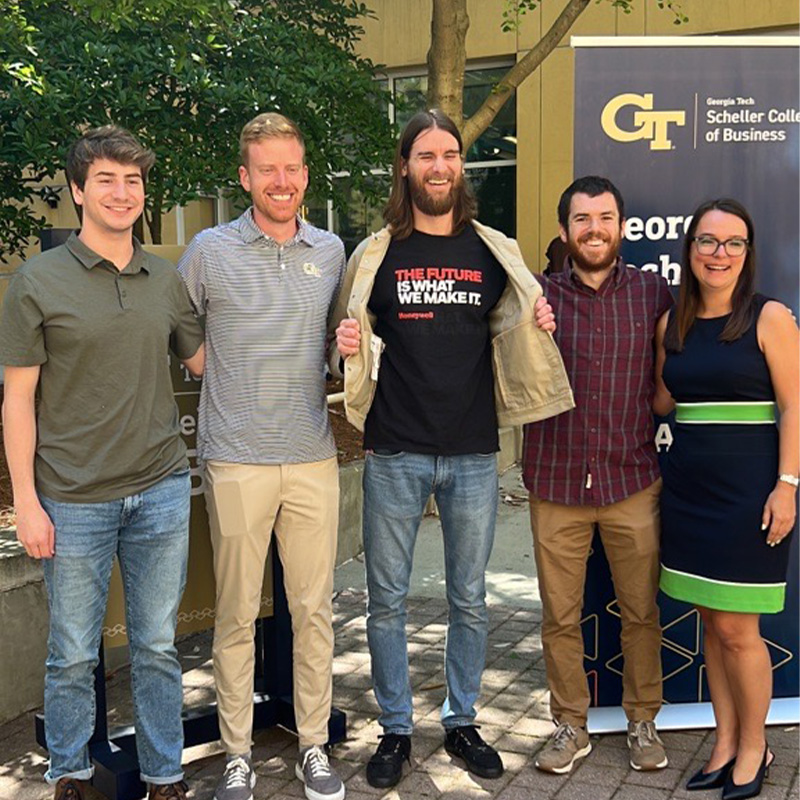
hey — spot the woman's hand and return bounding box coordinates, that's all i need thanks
[762,482,797,546]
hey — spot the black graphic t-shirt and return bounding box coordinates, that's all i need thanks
[364,226,508,454]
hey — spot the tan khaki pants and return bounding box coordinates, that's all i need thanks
[205,457,339,752]
[529,480,663,728]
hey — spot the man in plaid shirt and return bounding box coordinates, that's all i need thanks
[524,176,673,775]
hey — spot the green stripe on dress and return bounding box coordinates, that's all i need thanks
[675,402,776,424]
[660,565,785,613]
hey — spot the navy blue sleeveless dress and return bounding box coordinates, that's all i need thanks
[659,296,790,613]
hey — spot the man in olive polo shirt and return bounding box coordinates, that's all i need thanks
[0,126,204,800]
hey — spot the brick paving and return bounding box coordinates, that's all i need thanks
[1,588,797,799]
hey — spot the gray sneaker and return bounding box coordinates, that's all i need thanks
[627,720,668,770]
[214,755,256,800]
[296,745,345,800]
[535,722,592,774]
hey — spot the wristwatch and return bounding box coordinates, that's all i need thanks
[778,473,800,488]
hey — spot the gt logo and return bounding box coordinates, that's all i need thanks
[600,93,686,151]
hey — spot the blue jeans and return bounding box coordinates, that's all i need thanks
[39,469,190,785]
[363,452,499,734]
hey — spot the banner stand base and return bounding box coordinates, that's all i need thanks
[588,696,800,734]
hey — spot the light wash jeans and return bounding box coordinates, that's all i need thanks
[363,451,499,734]
[39,469,190,786]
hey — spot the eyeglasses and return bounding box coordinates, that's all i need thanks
[692,236,749,257]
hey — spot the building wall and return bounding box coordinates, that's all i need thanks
[356,0,799,268]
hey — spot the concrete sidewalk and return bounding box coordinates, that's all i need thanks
[1,467,798,800]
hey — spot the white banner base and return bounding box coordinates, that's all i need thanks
[587,696,800,734]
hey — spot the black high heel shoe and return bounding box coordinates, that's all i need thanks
[721,747,772,800]
[686,756,736,790]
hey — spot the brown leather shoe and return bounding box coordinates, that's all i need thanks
[148,781,189,800]
[54,778,87,800]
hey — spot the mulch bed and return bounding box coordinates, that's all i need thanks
[0,382,363,528]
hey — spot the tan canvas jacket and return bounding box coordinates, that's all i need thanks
[328,220,575,433]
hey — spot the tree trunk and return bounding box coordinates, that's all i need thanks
[145,193,163,244]
[427,0,470,129]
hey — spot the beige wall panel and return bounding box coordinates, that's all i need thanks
[541,0,617,39]
[645,0,799,36]
[357,0,432,67]
[464,0,519,59]
[536,45,574,268]
[515,60,542,267]
[158,207,178,246]
[616,2,646,36]
[183,198,216,241]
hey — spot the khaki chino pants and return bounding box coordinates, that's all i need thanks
[529,480,663,728]
[205,457,339,753]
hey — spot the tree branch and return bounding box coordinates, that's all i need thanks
[461,0,590,150]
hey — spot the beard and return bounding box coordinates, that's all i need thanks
[567,231,622,272]
[408,171,461,217]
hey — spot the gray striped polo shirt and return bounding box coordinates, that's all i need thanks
[178,209,346,465]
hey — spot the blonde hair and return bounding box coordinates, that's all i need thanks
[239,112,305,165]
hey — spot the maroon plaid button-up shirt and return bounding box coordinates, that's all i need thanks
[523,259,673,506]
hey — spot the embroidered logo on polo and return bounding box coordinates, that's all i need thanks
[302,262,321,277]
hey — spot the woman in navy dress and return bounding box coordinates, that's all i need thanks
[654,199,799,800]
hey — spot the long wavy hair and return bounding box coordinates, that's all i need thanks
[383,109,477,239]
[665,197,757,352]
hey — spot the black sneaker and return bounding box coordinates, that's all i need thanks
[444,725,504,779]
[366,733,411,788]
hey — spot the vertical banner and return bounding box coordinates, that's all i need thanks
[572,38,799,716]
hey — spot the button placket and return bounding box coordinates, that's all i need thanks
[115,273,130,309]
[278,245,286,281]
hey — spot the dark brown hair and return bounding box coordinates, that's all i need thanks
[665,197,757,352]
[557,175,625,228]
[383,109,477,239]
[66,125,155,189]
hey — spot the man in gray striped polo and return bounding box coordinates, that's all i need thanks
[178,113,346,800]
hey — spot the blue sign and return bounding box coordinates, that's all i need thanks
[573,39,799,707]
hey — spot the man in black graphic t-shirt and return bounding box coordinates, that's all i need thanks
[334,110,569,789]
[365,229,507,454]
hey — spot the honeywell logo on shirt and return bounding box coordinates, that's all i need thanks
[395,267,483,308]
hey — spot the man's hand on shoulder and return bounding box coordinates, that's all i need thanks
[534,296,556,333]
[16,500,55,559]
[336,318,361,357]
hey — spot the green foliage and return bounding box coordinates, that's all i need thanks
[0,0,394,259]
[500,0,687,34]
[501,0,541,34]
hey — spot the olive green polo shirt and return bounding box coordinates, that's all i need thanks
[0,233,204,502]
